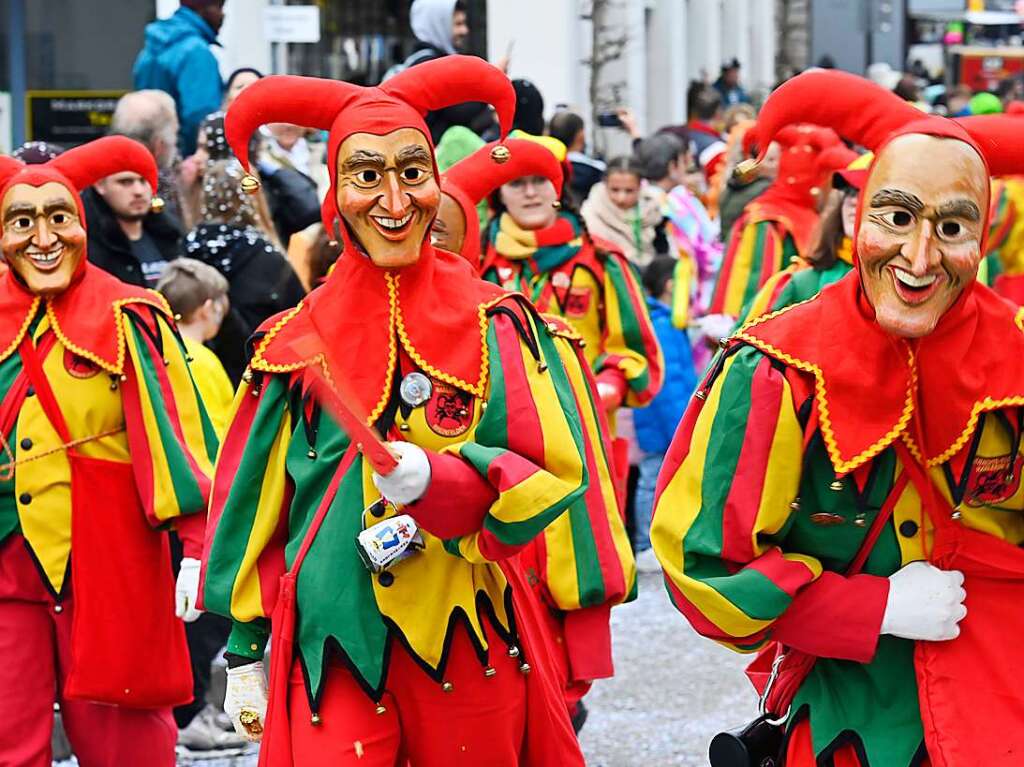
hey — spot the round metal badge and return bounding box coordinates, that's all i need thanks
[400,372,433,408]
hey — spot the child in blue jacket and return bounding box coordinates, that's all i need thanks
[633,256,698,570]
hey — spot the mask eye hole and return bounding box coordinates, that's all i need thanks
[939,220,962,238]
[11,216,32,232]
[51,212,69,226]
[891,210,912,227]
[402,167,422,182]
[356,169,379,186]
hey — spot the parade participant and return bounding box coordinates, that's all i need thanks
[652,69,1024,767]
[201,56,589,767]
[438,138,637,730]
[480,134,663,417]
[435,136,562,264]
[707,124,847,323]
[733,148,864,325]
[0,136,216,766]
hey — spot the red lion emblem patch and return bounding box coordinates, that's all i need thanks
[63,349,100,379]
[425,381,475,438]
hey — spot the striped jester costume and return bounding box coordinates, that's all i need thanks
[199,57,589,766]
[653,70,1024,767]
[441,138,637,695]
[0,136,215,765]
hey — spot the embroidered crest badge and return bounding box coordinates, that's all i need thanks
[64,349,100,379]
[425,380,475,438]
[564,286,592,317]
[964,453,1023,507]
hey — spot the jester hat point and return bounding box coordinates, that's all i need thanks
[0,135,158,222]
[748,69,1024,189]
[224,56,517,236]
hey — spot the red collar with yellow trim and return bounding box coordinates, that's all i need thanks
[0,264,170,375]
[251,244,507,425]
[734,271,1024,473]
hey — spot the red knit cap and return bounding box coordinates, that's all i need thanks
[224,55,516,235]
[0,135,157,225]
[441,138,564,262]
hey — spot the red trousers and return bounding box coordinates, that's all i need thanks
[786,719,931,766]
[289,623,528,766]
[0,536,176,767]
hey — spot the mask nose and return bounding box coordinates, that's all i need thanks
[380,172,407,218]
[907,219,939,275]
[33,219,55,250]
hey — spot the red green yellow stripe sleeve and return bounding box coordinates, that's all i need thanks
[710,217,796,318]
[532,330,636,612]
[650,345,819,651]
[121,309,215,527]
[201,374,293,658]
[593,252,664,408]
[434,309,589,562]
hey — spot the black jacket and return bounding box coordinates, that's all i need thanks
[82,188,184,287]
[184,223,306,383]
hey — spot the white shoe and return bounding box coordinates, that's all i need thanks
[178,705,248,751]
[635,547,662,575]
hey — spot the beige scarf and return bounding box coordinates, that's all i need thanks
[580,182,661,267]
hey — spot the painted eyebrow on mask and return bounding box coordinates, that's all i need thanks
[341,150,387,172]
[870,189,924,212]
[3,202,38,221]
[396,145,432,164]
[935,199,981,221]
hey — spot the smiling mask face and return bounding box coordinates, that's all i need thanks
[1,181,86,296]
[335,128,440,268]
[857,134,988,338]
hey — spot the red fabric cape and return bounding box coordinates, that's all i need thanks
[251,244,506,423]
[744,185,820,257]
[734,272,1024,474]
[0,263,169,374]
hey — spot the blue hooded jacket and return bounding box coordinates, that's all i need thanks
[633,297,697,455]
[133,6,223,155]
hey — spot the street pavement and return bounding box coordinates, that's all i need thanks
[56,572,754,767]
[579,569,755,766]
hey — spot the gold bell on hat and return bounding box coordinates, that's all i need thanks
[150,196,165,213]
[490,144,511,164]
[240,173,261,195]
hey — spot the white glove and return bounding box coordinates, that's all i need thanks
[175,557,203,623]
[224,661,268,742]
[596,381,621,410]
[881,561,967,641]
[695,313,737,342]
[372,441,431,505]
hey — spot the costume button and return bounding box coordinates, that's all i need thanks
[19,438,31,451]
[899,520,919,538]
[19,493,31,505]
[54,604,63,614]
[378,571,395,587]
